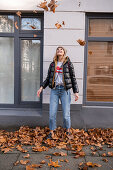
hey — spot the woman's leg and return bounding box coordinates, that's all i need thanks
[49,89,59,132]
[60,89,71,131]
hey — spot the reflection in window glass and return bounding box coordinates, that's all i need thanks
[87,42,113,102]
[0,15,14,32]
[21,18,41,30]
[89,19,113,37]
[0,37,14,103]
[21,40,40,101]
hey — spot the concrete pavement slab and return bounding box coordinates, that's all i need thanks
[0,153,20,170]
[85,156,113,170]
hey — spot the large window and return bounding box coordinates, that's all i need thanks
[0,13,43,108]
[84,14,113,106]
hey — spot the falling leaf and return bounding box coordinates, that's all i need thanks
[62,21,65,25]
[33,34,38,37]
[30,25,36,29]
[48,0,58,13]
[33,10,38,13]
[77,39,86,46]
[55,22,62,29]
[16,11,22,17]
[15,21,18,29]
[89,51,93,55]
[37,1,48,11]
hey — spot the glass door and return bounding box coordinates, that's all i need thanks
[21,39,41,102]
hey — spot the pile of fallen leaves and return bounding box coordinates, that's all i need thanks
[0,126,113,169]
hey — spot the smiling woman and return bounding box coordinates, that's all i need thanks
[37,46,79,139]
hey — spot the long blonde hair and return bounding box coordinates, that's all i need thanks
[53,46,67,63]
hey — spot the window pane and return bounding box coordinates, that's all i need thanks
[0,15,14,32]
[89,19,113,37]
[0,37,14,103]
[21,40,40,101]
[21,18,41,30]
[87,42,113,102]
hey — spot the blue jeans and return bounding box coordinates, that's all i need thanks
[49,85,71,130]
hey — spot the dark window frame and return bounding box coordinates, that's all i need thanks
[83,13,113,107]
[0,12,44,108]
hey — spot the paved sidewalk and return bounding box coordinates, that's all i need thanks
[0,143,113,170]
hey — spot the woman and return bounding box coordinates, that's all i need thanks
[37,46,79,139]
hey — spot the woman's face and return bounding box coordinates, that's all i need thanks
[56,47,65,56]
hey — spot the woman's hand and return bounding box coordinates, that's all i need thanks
[37,86,43,97]
[74,93,79,101]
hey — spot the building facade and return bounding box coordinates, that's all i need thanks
[0,0,113,130]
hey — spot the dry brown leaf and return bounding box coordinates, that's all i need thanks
[31,164,42,168]
[16,11,22,17]
[15,21,18,30]
[62,21,65,25]
[64,159,69,162]
[85,162,94,167]
[40,160,46,164]
[108,152,113,156]
[92,151,96,155]
[55,22,62,29]
[16,145,28,153]
[93,163,102,167]
[37,1,48,11]
[14,160,20,166]
[48,159,61,167]
[102,153,107,157]
[77,39,86,46]
[45,155,51,159]
[23,154,30,158]
[48,0,58,13]
[1,148,13,153]
[102,158,108,162]
[88,51,93,55]
[53,152,67,156]
[76,145,83,151]
[26,165,36,170]
[0,136,7,143]
[33,10,38,13]
[20,160,30,165]
[30,25,36,29]
[33,34,38,37]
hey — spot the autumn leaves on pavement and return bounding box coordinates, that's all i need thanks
[0,126,113,169]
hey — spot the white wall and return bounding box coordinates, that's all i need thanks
[0,0,113,12]
[0,0,113,104]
